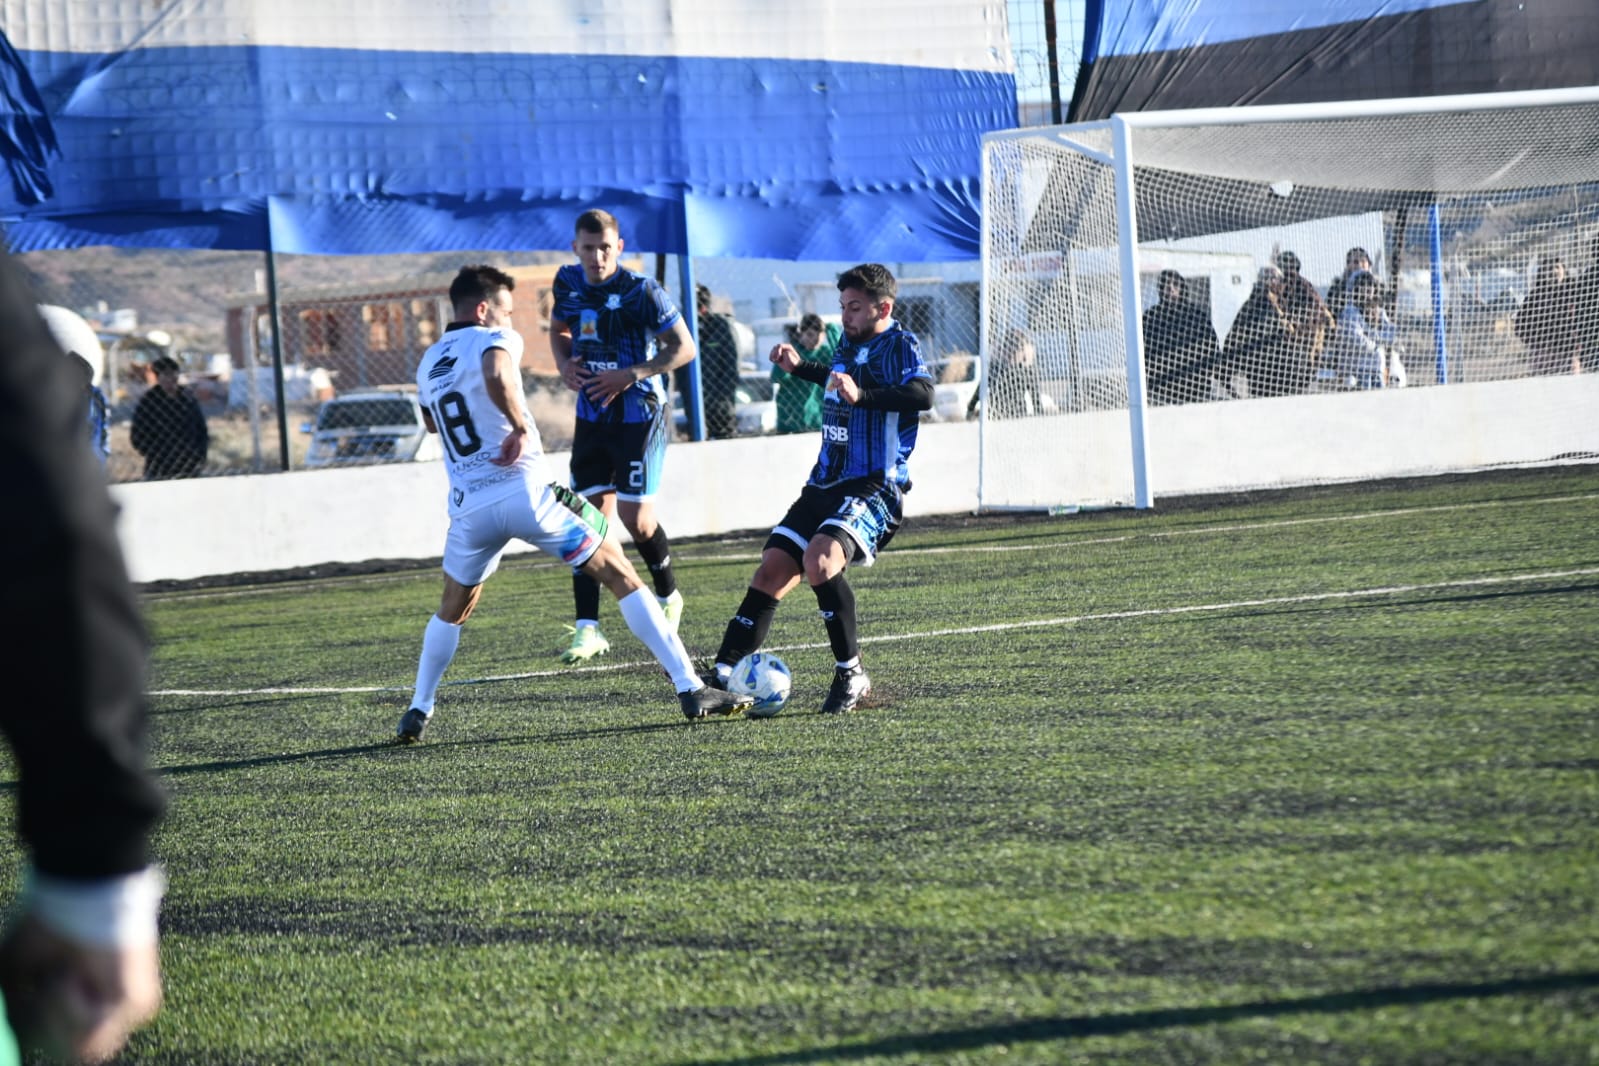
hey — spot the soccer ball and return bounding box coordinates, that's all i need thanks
[728,652,792,718]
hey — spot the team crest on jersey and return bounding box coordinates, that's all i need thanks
[605,294,622,310]
[855,349,869,365]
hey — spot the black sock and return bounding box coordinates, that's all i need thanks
[635,526,676,598]
[811,573,858,666]
[716,588,780,668]
[572,571,602,623]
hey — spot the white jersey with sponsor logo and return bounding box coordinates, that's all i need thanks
[415,324,553,517]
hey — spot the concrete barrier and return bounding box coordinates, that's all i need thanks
[110,374,1598,583]
[111,421,982,582]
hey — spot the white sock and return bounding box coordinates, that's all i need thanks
[616,588,700,693]
[411,615,462,713]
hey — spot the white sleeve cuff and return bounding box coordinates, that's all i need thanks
[25,866,166,948]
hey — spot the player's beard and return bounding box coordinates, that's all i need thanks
[842,309,884,344]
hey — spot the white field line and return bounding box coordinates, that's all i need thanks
[148,565,1599,698]
[143,492,1599,603]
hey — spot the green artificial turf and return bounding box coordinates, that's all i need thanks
[4,466,1595,1063]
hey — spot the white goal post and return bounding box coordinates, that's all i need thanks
[977,86,1599,512]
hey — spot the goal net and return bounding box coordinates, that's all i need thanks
[977,87,1599,511]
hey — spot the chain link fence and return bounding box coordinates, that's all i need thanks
[20,249,1000,482]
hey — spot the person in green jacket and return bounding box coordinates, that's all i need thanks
[771,313,839,433]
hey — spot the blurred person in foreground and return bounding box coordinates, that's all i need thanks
[0,249,167,1063]
[707,264,932,714]
[397,265,751,741]
[551,209,697,665]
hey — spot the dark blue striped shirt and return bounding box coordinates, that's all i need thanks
[552,264,681,424]
[808,321,930,489]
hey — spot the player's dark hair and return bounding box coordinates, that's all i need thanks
[1157,269,1185,298]
[798,312,824,333]
[575,208,620,237]
[837,263,896,306]
[449,264,515,314]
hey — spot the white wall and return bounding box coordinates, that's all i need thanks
[1145,374,1599,498]
[111,375,1597,583]
[111,422,981,583]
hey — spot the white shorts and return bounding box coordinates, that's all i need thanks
[442,483,606,587]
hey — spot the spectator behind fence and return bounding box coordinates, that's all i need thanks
[69,352,110,468]
[773,313,837,433]
[129,355,208,480]
[1142,269,1222,404]
[1574,235,1599,373]
[1515,258,1583,376]
[694,285,741,440]
[968,327,1043,419]
[1224,265,1297,398]
[1327,246,1376,320]
[1327,270,1400,389]
[0,250,168,1063]
[1274,251,1335,395]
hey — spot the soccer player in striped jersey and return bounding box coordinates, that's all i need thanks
[398,265,751,741]
[710,264,933,713]
[550,210,697,665]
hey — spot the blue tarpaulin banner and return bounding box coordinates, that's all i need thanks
[1,2,1016,259]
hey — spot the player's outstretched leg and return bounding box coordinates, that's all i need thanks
[711,587,781,689]
[580,538,752,719]
[612,588,751,719]
[400,614,462,742]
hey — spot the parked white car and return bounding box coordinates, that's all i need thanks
[302,388,442,468]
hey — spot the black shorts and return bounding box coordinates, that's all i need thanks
[765,479,904,568]
[569,404,670,502]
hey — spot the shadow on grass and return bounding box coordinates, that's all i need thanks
[687,971,1599,1065]
[113,716,713,781]
[1209,579,1599,625]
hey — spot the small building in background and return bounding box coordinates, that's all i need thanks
[223,261,639,399]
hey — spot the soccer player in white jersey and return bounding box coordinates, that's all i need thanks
[398,265,751,741]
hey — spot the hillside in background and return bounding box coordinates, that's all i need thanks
[16,246,569,353]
